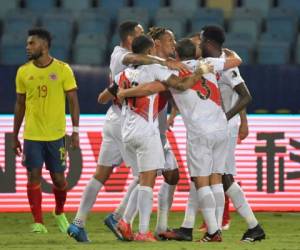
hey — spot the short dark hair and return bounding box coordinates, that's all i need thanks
[176,38,196,60]
[201,25,225,46]
[28,28,52,48]
[119,21,139,42]
[132,35,154,54]
[189,32,201,39]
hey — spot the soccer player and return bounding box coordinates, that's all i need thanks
[12,28,80,234]
[67,21,187,242]
[118,37,243,242]
[116,34,211,241]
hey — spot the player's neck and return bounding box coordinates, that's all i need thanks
[33,54,53,68]
[156,50,168,59]
[209,49,222,58]
[121,41,131,51]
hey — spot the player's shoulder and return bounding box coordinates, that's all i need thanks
[18,60,32,70]
[53,58,69,67]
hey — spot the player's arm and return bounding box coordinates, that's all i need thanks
[165,63,213,91]
[12,93,26,156]
[223,48,243,69]
[66,89,80,149]
[238,109,249,141]
[98,82,119,104]
[117,81,166,102]
[123,53,189,72]
[225,82,252,121]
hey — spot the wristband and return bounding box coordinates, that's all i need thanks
[73,126,79,133]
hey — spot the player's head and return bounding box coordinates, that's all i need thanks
[148,27,176,58]
[132,35,155,55]
[176,38,196,60]
[26,28,52,60]
[119,21,144,48]
[200,25,225,58]
[189,32,201,58]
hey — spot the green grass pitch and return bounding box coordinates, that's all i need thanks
[0,212,299,250]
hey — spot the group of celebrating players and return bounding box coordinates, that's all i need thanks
[13,20,266,244]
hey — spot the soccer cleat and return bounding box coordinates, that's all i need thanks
[31,223,48,233]
[199,230,222,243]
[67,223,90,242]
[158,228,193,241]
[198,222,207,232]
[134,232,157,242]
[104,213,123,240]
[241,224,266,242]
[117,219,134,241]
[52,211,69,233]
[222,219,230,231]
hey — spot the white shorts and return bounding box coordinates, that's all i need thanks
[224,126,239,176]
[187,129,229,177]
[160,133,178,172]
[98,119,139,176]
[124,132,165,173]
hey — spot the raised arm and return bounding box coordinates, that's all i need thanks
[12,93,26,156]
[223,48,243,69]
[226,82,252,121]
[66,89,80,149]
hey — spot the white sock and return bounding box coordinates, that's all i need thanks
[138,186,153,234]
[73,177,103,227]
[211,183,225,229]
[155,182,176,233]
[197,186,218,234]
[226,182,258,229]
[123,184,139,225]
[114,177,139,220]
[181,182,198,228]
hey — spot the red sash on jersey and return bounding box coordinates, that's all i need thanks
[118,71,159,121]
[179,70,221,106]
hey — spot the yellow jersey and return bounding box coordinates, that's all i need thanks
[16,58,77,141]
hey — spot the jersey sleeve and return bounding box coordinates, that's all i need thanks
[222,67,244,88]
[15,67,26,94]
[204,57,225,72]
[152,64,179,82]
[62,64,77,91]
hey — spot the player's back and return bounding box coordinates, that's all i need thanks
[170,58,227,138]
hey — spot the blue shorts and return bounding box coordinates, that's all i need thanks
[22,137,66,173]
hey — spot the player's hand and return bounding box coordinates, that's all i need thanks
[70,132,79,149]
[167,115,175,131]
[12,137,22,156]
[238,122,249,141]
[197,62,214,75]
[165,58,189,73]
[117,88,126,103]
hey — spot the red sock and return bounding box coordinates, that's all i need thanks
[27,183,43,224]
[223,194,230,222]
[53,183,67,215]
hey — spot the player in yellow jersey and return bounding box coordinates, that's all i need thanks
[12,28,80,234]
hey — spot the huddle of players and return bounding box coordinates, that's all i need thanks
[67,21,266,243]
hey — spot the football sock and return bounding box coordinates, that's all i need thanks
[73,177,103,228]
[223,194,230,222]
[211,183,225,229]
[138,186,153,234]
[27,183,43,224]
[155,182,176,233]
[114,177,138,220]
[123,184,139,225]
[53,182,67,215]
[181,182,198,229]
[226,182,258,229]
[197,186,218,234]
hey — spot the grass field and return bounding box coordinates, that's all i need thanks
[0,212,299,250]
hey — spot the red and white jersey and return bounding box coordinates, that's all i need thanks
[170,58,227,138]
[218,53,244,128]
[116,64,177,140]
[106,46,131,122]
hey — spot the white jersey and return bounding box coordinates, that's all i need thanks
[106,46,131,122]
[218,53,245,128]
[116,64,176,141]
[170,58,227,138]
